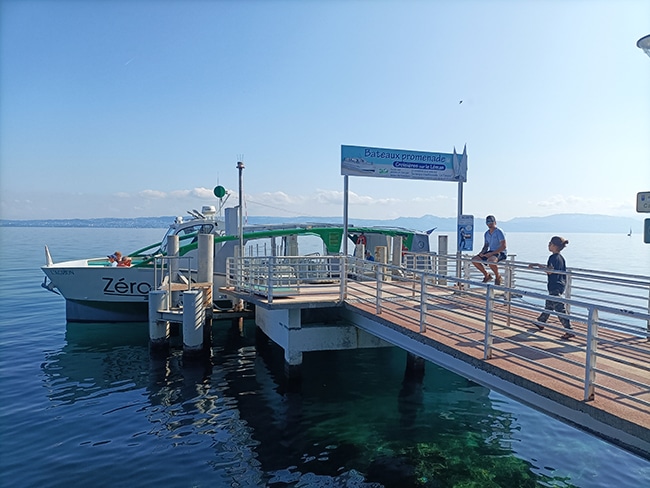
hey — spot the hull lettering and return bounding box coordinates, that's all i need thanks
[102,277,152,296]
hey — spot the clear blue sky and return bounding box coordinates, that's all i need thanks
[1,0,649,221]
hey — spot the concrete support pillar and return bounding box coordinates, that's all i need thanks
[284,350,303,379]
[392,236,403,278]
[375,245,387,264]
[255,307,304,379]
[392,236,402,266]
[286,234,299,256]
[167,234,179,278]
[148,290,170,352]
[198,233,214,319]
[404,352,426,381]
[375,245,388,281]
[255,325,270,352]
[203,317,213,347]
[438,235,448,286]
[182,290,206,357]
[167,234,181,307]
[197,233,214,285]
[284,308,302,378]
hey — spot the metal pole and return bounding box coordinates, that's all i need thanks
[237,161,245,260]
[342,175,349,299]
[343,175,349,255]
[236,160,245,312]
[584,307,598,401]
[457,180,463,242]
[456,180,463,279]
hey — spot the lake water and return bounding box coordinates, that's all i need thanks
[0,227,649,487]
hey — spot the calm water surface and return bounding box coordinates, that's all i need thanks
[0,227,649,487]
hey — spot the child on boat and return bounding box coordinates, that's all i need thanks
[529,236,574,340]
[117,256,132,267]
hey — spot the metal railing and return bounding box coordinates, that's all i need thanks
[226,255,343,304]
[225,253,650,408]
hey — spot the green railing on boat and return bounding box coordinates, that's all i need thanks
[124,225,421,268]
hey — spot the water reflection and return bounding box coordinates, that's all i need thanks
[42,322,150,405]
[38,320,590,486]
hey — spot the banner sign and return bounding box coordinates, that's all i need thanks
[457,214,474,252]
[341,144,467,182]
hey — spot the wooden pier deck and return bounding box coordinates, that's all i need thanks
[221,279,650,459]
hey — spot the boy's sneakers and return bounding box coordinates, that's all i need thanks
[534,322,545,331]
[561,332,576,340]
[495,276,502,285]
[482,274,493,283]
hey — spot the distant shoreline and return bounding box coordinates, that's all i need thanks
[0,213,644,234]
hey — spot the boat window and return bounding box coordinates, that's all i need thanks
[177,224,214,236]
[182,224,214,237]
[160,224,214,253]
[160,227,176,253]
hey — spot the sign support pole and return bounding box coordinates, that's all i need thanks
[456,179,464,279]
[343,175,349,256]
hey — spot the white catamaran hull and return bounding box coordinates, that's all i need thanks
[42,263,156,322]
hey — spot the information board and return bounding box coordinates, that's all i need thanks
[637,192,650,213]
[341,145,467,182]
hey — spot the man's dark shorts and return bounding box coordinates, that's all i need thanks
[477,252,507,262]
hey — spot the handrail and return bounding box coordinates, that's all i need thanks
[226,253,650,411]
[346,256,650,410]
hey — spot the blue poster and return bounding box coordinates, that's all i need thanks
[458,215,474,252]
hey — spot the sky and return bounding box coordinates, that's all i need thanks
[1,0,649,222]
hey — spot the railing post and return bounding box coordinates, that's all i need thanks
[646,285,650,341]
[375,261,382,315]
[419,273,427,333]
[339,255,347,302]
[462,257,470,286]
[235,242,242,289]
[483,285,495,359]
[584,307,598,401]
[503,255,515,327]
[184,256,192,291]
[565,270,573,316]
[432,254,438,284]
[267,256,274,304]
[438,236,447,286]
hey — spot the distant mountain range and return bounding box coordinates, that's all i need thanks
[0,213,645,234]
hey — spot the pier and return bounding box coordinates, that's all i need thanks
[144,236,650,459]
[212,252,650,459]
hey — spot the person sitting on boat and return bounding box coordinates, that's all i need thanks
[357,233,367,246]
[365,250,375,261]
[117,256,132,267]
[107,253,118,267]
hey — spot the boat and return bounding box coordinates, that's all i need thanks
[41,206,431,322]
[341,157,376,175]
